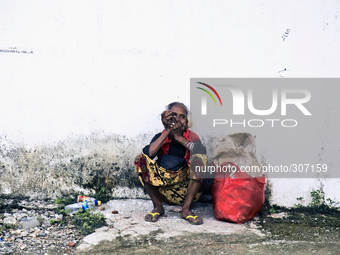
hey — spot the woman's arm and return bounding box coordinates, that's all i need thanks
[148,110,175,158]
[172,133,190,148]
[148,129,170,158]
[171,122,191,148]
[172,126,206,155]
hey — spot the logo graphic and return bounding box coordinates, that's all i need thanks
[196,82,222,115]
[197,83,312,117]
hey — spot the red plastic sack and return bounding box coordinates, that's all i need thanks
[212,162,266,224]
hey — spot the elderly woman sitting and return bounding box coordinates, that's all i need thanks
[134,102,207,225]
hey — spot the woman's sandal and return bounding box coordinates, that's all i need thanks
[145,212,162,222]
[181,215,203,225]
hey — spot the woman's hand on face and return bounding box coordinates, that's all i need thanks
[171,120,185,140]
[161,110,176,131]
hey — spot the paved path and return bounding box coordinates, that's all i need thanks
[77,199,263,252]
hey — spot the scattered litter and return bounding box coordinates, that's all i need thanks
[100,207,105,211]
[65,202,93,214]
[77,196,101,206]
[112,210,119,214]
[68,241,76,247]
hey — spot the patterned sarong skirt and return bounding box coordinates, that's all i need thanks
[134,153,207,205]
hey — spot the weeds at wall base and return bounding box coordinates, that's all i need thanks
[73,208,106,236]
[53,190,107,236]
[259,183,340,217]
[265,186,340,217]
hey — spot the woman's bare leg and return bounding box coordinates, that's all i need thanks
[180,179,203,224]
[144,182,164,222]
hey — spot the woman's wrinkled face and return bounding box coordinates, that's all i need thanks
[170,104,188,129]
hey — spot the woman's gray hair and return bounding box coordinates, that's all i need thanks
[165,102,192,128]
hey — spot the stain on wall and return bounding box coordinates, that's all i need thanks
[1,132,270,202]
[0,133,154,199]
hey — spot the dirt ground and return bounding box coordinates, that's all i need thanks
[76,200,340,255]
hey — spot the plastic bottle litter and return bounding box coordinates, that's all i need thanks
[77,195,101,206]
[65,201,93,214]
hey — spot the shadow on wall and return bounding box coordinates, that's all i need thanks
[0,132,154,199]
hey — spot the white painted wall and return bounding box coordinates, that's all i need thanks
[0,0,339,206]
